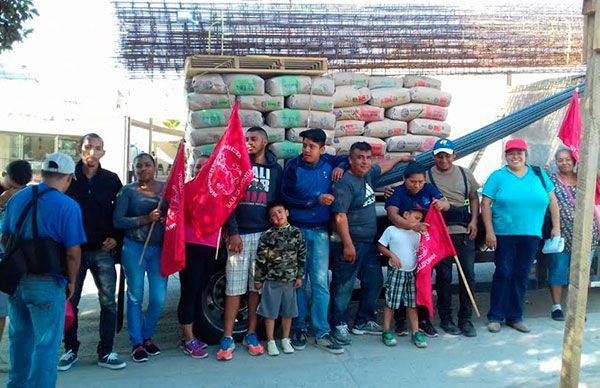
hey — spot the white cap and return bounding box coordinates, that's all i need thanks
[42,152,76,175]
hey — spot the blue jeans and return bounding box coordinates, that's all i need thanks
[8,275,65,388]
[63,250,117,357]
[292,228,331,337]
[488,235,540,324]
[331,241,383,327]
[121,238,168,347]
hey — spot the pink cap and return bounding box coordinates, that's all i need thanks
[505,138,528,152]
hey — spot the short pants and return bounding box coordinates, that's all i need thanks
[0,291,7,317]
[257,280,298,319]
[385,268,416,309]
[225,232,263,296]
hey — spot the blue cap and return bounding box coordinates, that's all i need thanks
[432,138,455,155]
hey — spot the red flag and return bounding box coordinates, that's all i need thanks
[160,141,186,277]
[416,206,457,318]
[186,101,254,237]
[558,89,582,162]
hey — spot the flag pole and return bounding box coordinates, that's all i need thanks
[139,139,185,266]
[452,255,481,318]
[214,227,222,260]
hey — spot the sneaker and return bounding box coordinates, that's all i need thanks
[98,352,126,370]
[332,324,352,346]
[458,320,477,337]
[551,309,565,321]
[266,340,279,356]
[131,345,149,363]
[395,319,409,336]
[57,350,78,371]
[487,321,501,333]
[142,339,160,356]
[382,330,397,347]
[179,338,208,350]
[412,331,427,348]
[182,339,209,359]
[291,330,307,350]
[243,333,264,356]
[216,336,235,361]
[440,318,461,335]
[315,334,345,354]
[507,321,531,333]
[419,320,438,338]
[351,320,383,335]
[281,338,295,354]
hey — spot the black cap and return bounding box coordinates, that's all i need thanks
[300,128,326,146]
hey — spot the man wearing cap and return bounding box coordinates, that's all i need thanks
[426,138,480,337]
[2,152,86,388]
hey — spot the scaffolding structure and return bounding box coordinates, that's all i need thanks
[113,1,584,78]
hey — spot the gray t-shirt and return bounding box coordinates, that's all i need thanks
[332,165,381,243]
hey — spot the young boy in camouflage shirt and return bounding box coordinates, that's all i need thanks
[255,202,306,356]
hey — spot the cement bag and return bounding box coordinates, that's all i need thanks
[192,144,216,158]
[286,127,334,145]
[333,105,384,122]
[363,119,408,138]
[191,74,227,94]
[386,135,438,152]
[332,136,386,156]
[287,94,334,112]
[332,72,369,88]
[189,109,231,129]
[369,76,403,89]
[333,86,370,108]
[237,94,284,112]
[266,75,312,96]
[243,125,285,144]
[371,152,412,162]
[334,120,365,137]
[369,88,411,108]
[222,74,265,96]
[324,146,336,156]
[269,141,302,159]
[403,75,442,90]
[238,110,264,127]
[408,118,451,138]
[386,103,448,122]
[311,76,335,96]
[188,93,234,111]
[266,109,336,130]
[409,87,451,107]
[188,127,226,146]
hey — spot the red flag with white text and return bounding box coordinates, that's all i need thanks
[558,89,582,162]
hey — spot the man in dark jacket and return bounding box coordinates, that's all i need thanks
[58,133,126,371]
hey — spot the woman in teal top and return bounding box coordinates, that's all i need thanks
[481,138,560,334]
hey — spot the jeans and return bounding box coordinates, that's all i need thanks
[8,275,65,388]
[292,228,331,337]
[63,250,117,357]
[331,241,383,327]
[488,235,540,324]
[121,238,168,347]
[436,234,476,322]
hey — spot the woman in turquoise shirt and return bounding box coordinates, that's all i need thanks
[481,139,560,334]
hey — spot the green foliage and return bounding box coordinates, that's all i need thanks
[0,0,38,53]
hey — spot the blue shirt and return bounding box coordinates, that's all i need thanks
[385,182,443,213]
[482,165,554,237]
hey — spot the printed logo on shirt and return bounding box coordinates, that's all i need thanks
[242,165,270,205]
[363,182,375,207]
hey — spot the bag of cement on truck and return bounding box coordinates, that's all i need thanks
[369,88,411,108]
[332,136,386,156]
[311,76,335,96]
[368,76,403,90]
[287,94,334,112]
[333,86,370,108]
[246,125,285,143]
[408,118,451,137]
[237,94,284,112]
[188,93,235,111]
[222,74,265,96]
[334,120,365,137]
[363,119,408,138]
[188,127,226,147]
[371,152,413,162]
[333,105,384,122]
[385,135,438,152]
[403,75,442,90]
[266,75,312,96]
[266,109,336,130]
[191,74,227,94]
[332,72,369,88]
[286,127,334,145]
[189,109,231,129]
[239,110,264,127]
[192,144,217,158]
[409,87,452,107]
[385,103,448,122]
[269,141,303,159]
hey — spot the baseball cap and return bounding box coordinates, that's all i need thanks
[505,138,528,152]
[42,152,76,175]
[300,128,326,145]
[432,138,456,155]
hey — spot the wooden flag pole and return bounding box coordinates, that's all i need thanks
[452,255,481,318]
[214,227,222,261]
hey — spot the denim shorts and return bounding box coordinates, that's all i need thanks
[548,251,595,286]
[0,291,7,317]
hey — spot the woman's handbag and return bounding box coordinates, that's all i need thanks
[531,166,553,240]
